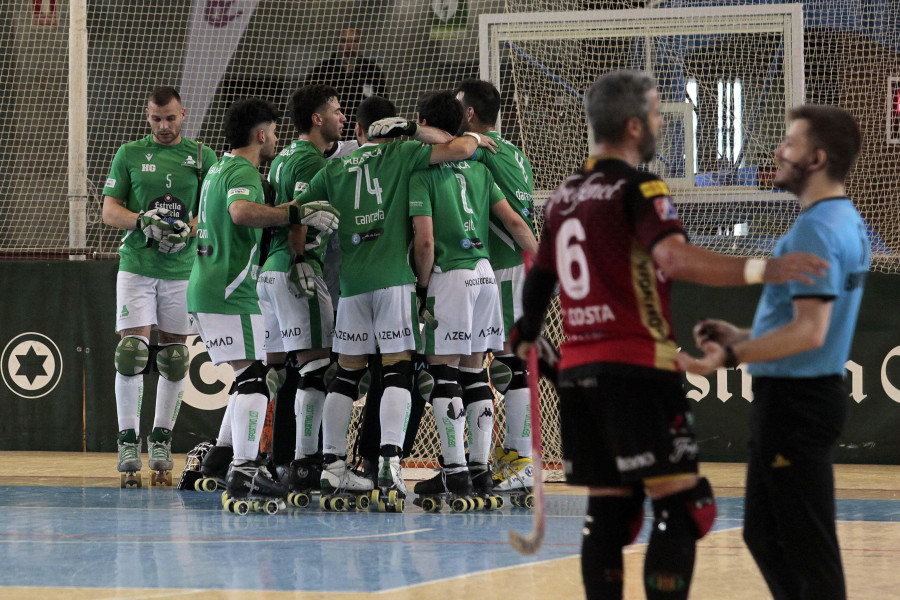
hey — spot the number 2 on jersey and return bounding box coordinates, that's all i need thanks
[349,164,383,209]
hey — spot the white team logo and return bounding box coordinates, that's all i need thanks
[182,156,196,166]
[145,153,153,161]
[182,335,233,411]
[1,332,63,399]
[105,177,116,188]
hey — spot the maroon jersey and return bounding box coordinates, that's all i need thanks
[536,157,685,371]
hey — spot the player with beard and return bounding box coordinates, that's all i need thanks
[679,105,867,600]
[510,70,829,600]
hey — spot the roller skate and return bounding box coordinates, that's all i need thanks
[413,464,477,513]
[469,462,502,510]
[284,454,324,508]
[369,447,406,513]
[196,444,233,492]
[223,461,288,516]
[492,448,536,509]
[318,455,373,511]
[176,440,214,490]
[117,429,142,488]
[147,427,174,487]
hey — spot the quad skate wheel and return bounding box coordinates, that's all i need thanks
[450,497,469,513]
[494,495,504,509]
[289,492,310,508]
[356,494,370,510]
[523,494,535,509]
[232,500,251,516]
[395,498,404,513]
[263,500,279,515]
[120,472,142,489]
[331,497,347,512]
[421,496,441,512]
[370,489,380,505]
[319,496,329,510]
[387,489,399,504]
[377,500,387,512]
[485,496,500,510]
[221,492,231,508]
[472,497,486,510]
[195,478,217,492]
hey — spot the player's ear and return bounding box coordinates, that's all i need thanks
[811,148,827,169]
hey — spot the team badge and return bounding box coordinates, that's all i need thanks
[654,196,679,221]
[460,238,472,249]
[352,233,362,245]
[639,180,670,199]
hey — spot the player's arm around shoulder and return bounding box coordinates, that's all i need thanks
[492,198,538,255]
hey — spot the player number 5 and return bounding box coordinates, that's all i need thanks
[556,218,589,300]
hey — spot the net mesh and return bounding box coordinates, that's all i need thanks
[2,0,899,478]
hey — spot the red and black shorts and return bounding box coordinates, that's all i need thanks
[557,362,699,487]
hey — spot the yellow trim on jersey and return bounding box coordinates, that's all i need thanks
[629,241,675,370]
[639,180,670,199]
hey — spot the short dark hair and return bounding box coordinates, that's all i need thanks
[289,84,339,134]
[416,91,464,136]
[223,98,280,149]
[148,86,181,107]
[454,79,500,126]
[584,70,656,144]
[788,104,862,182]
[356,96,396,132]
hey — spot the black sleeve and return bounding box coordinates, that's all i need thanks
[518,264,557,342]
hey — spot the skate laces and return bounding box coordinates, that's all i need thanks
[149,440,171,459]
[119,442,140,461]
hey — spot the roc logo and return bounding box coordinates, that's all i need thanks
[460,238,472,249]
[351,233,362,245]
[1,332,63,399]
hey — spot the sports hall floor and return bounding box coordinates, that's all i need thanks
[0,454,898,599]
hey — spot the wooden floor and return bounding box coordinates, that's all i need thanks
[2,453,899,599]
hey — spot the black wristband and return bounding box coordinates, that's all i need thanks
[415,284,428,301]
[723,345,740,369]
[288,204,300,225]
[291,254,306,265]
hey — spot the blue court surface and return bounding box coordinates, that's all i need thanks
[1,485,896,594]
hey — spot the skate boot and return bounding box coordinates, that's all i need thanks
[413,464,476,513]
[284,454,324,508]
[370,446,406,512]
[147,427,174,487]
[469,462,502,510]
[492,448,535,509]
[224,461,288,516]
[197,443,233,492]
[117,429,142,488]
[319,455,374,511]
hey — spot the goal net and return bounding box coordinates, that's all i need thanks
[2,1,899,479]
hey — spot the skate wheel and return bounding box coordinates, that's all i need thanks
[523,494,535,509]
[120,472,142,489]
[387,489,399,504]
[422,497,440,512]
[494,495,504,509]
[377,499,387,512]
[356,494,370,510]
[332,496,347,512]
[486,496,500,510]
[233,500,251,515]
[196,478,217,492]
[472,497,485,510]
[263,500,279,515]
[370,489,380,505]
[319,496,329,510]
[395,498,404,513]
[511,494,522,508]
[221,492,231,508]
[288,492,310,508]
[451,497,469,513]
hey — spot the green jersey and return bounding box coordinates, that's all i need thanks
[478,131,535,269]
[409,161,504,272]
[187,154,265,315]
[103,135,217,279]
[299,141,433,297]
[262,140,328,275]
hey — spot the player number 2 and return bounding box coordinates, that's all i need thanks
[556,218,589,300]
[349,165,383,209]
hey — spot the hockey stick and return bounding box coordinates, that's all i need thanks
[509,250,546,555]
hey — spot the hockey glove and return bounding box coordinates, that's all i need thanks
[157,220,191,254]
[291,202,340,233]
[287,256,317,299]
[367,117,418,139]
[415,284,438,330]
[137,207,175,242]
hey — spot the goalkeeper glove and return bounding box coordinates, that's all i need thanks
[287,256,316,299]
[368,117,418,139]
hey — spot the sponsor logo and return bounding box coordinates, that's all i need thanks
[120,305,129,317]
[515,189,533,204]
[640,179,670,199]
[257,273,276,285]
[105,177,116,188]
[444,331,471,341]
[355,209,384,226]
[151,195,185,220]
[205,336,234,347]
[248,410,259,441]
[334,330,369,342]
[616,451,655,472]
[227,187,250,197]
[182,335,232,411]
[654,196,679,221]
[351,229,383,245]
[141,164,157,172]
[479,326,502,338]
[668,437,698,463]
[459,237,484,250]
[464,276,495,287]
[1,332,63,399]
[281,327,302,338]
[145,153,153,161]
[378,328,411,340]
[294,181,308,194]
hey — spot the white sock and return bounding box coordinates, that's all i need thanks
[322,391,354,456]
[153,377,185,431]
[432,395,466,465]
[466,399,494,464]
[231,392,268,462]
[115,372,143,434]
[295,387,325,458]
[503,387,532,458]
[380,386,411,448]
[217,392,236,447]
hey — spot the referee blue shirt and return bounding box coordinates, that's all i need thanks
[747,197,871,378]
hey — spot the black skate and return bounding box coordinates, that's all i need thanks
[319,455,374,511]
[370,450,406,513]
[468,462,502,510]
[285,454,324,508]
[413,464,477,513]
[223,462,288,516]
[196,444,233,492]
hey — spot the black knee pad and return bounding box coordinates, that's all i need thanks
[459,368,493,407]
[428,364,461,400]
[493,354,528,391]
[229,361,269,395]
[326,363,366,398]
[582,490,645,598]
[652,477,716,540]
[382,360,412,390]
[298,358,331,393]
